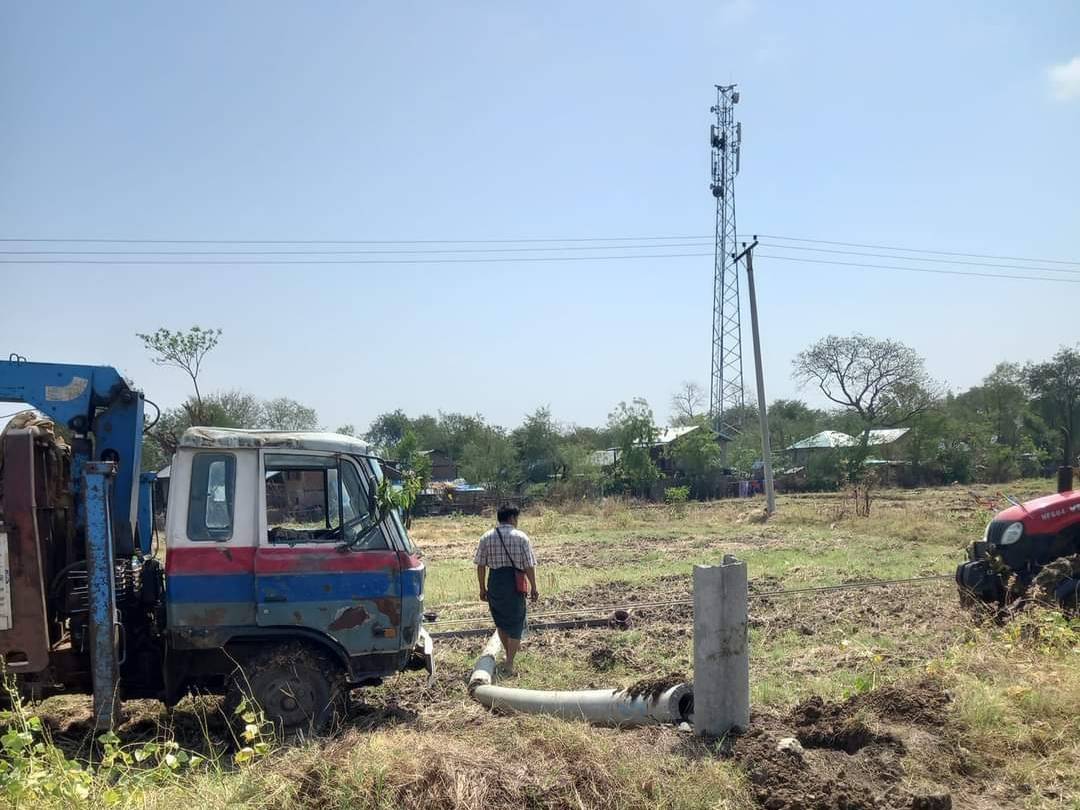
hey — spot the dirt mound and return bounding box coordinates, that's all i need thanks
[791,695,896,754]
[734,681,953,810]
[852,679,950,727]
[623,672,687,701]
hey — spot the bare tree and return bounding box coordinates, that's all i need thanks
[793,334,938,429]
[260,397,319,431]
[670,381,707,426]
[136,326,222,418]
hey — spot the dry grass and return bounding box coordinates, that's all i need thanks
[105,718,750,810]
[5,479,1077,809]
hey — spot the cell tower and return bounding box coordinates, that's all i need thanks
[708,84,744,436]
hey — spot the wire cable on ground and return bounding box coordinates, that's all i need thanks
[427,573,953,630]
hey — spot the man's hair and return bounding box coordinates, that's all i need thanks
[497,504,520,524]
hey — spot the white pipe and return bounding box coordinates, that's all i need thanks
[472,683,693,727]
[468,630,503,689]
[468,631,693,727]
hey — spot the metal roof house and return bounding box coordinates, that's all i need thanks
[785,428,910,465]
[590,424,730,471]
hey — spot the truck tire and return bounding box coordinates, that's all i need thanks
[224,642,347,741]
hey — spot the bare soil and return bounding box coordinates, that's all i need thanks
[733,682,955,810]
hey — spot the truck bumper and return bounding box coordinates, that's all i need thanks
[406,627,435,682]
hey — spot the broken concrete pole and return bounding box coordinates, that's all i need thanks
[693,554,750,736]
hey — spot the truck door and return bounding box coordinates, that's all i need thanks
[254,452,402,657]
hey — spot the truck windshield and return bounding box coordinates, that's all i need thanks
[264,453,383,547]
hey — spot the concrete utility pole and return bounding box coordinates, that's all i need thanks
[734,238,775,515]
[693,555,750,736]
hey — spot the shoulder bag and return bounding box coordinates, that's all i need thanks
[495,527,530,594]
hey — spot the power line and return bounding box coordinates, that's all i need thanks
[0,241,714,257]
[4,240,1076,278]
[758,242,1080,276]
[0,234,710,246]
[756,253,1080,285]
[2,231,1077,269]
[0,251,715,266]
[5,249,1077,285]
[753,232,1080,268]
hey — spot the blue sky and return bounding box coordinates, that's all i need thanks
[2,1,1078,434]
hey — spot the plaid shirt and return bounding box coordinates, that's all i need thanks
[473,524,537,570]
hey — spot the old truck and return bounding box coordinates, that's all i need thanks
[0,359,432,736]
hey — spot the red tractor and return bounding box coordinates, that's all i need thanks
[956,467,1080,612]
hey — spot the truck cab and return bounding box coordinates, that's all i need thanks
[163,427,431,733]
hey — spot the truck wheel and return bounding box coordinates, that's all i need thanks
[225,642,347,740]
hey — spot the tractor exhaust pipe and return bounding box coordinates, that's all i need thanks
[1058,466,1075,494]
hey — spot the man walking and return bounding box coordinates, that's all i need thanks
[474,504,538,675]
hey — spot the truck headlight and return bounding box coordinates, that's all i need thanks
[999,522,1024,545]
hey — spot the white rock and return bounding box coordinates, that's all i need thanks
[776,737,805,756]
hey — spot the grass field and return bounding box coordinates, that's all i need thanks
[5,480,1079,809]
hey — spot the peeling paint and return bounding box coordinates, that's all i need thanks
[328,605,370,631]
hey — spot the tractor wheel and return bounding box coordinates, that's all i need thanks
[224,642,347,741]
[1030,554,1080,610]
[1054,577,1080,615]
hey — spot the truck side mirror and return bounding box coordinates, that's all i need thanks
[367,474,379,517]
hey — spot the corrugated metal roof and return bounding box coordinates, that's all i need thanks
[652,425,701,445]
[786,428,909,451]
[867,428,909,445]
[786,430,854,450]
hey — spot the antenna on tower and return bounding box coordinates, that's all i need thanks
[708,84,745,438]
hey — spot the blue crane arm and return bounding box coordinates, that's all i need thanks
[0,358,149,556]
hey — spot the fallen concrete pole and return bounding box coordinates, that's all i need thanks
[468,630,693,727]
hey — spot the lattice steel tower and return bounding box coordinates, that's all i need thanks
[708,84,744,436]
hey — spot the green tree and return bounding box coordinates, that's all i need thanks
[667,425,724,497]
[364,409,413,454]
[1027,345,1080,466]
[393,429,432,485]
[513,406,562,483]
[460,427,518,495]
[260,397,319,431]
[607,399,660,497]
[767,399,827,454]
[136,326,222,422]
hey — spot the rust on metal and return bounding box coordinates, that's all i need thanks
[328,605,370,631]
[372,597,402,626]
[0,430,53,672]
